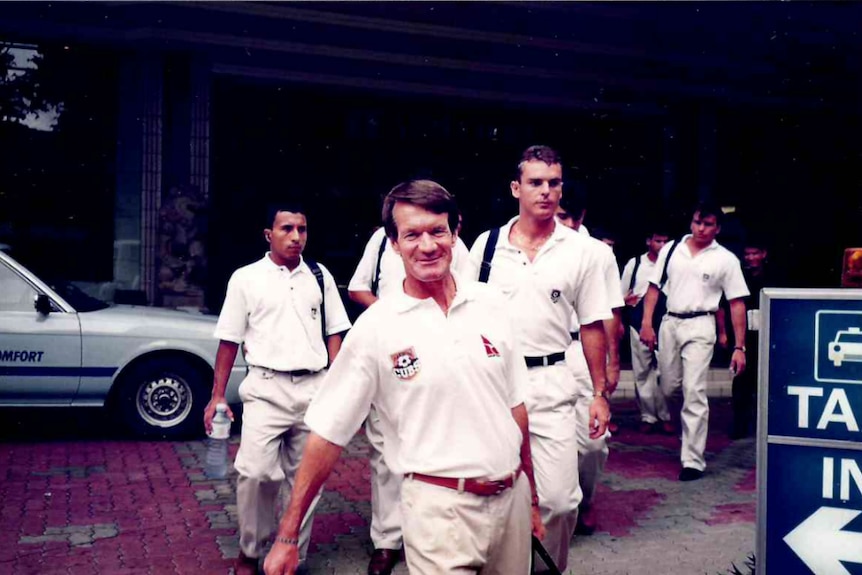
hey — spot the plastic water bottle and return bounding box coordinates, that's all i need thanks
[205,403,231,479]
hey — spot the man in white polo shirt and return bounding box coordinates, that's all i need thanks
[639,201,749,482]
[204,203,352,574]
[264,180,544,575]
[620,225,672,434]
[347,214,471,575]
[468,145,612,572]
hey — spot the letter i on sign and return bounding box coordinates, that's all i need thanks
[823,457,834,499]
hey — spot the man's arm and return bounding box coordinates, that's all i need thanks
[203,340,239,434]
[347,290,378,309]
[264,433,344,575]
[603,308,624,395]
[728,298,748,376]
[715,306,729,349]
[511,403,545,539]
[579,321,611,438]
[326,333,344,363]
[638,284,660,351]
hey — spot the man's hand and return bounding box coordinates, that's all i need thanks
[624,291,640,307]
[203,396,235,435]
[530,503,546,540]
[730,349,747,377]
[263,542,300,575]
[589,397,611,439]
[639,325,657,352]
[717,332,729,349]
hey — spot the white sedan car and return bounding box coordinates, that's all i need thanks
[0,250,245,439]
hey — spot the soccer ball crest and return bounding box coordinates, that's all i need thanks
[391,347,421,380]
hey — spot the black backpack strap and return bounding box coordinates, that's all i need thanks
[629,255,641,292]
[371,233,388,296]
[478,227,500,283]
[658,238,682,289]
[306,259,329,365]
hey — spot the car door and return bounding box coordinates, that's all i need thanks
[0,259,82,404]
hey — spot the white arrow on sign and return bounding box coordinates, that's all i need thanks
[784,506,862,574]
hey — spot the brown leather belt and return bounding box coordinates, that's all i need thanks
[408,466,521,496]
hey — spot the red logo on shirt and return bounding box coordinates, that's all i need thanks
[481,335,500,358]
[391,347,421,381]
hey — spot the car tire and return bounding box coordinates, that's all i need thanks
[115,357,209,439]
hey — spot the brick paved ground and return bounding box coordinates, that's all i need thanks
[0,395,755,575]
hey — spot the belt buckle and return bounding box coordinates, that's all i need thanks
[542,356,551,367]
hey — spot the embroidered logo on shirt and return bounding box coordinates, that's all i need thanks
[702,274,710,282]
[311,307,318,319]
[481,335,500,358]
[550,289,561,304]
[391,347,421,380]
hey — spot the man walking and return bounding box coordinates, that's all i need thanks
[639,202,749,481]
[264,180,544,575]
[204,204,352,574]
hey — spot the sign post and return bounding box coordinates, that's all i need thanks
[758,289,862,574]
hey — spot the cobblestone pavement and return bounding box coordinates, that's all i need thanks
[0,397,755,575]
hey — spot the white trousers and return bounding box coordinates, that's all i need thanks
[658,316,716,471]
[523,363,581,573]
[234,367,324,561]
[629,326,670,424]
[565,341,610,509]
[400,473,532,574]
[366,405,404,550]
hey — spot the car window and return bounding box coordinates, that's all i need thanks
[0,262,38,312]
[837,333,862,344]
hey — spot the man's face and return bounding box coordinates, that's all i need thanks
[555,206,580,231]
[265,211,307,265]
[511,161,563,221]
[689,211,720,246]
[743,247,767,271]
[647,234,670,257]
[390,202,455,284]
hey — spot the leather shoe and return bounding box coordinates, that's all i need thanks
[679,467,704,482]
[368,548,401,575]
[235,552,259,575]
[660,421,677,436]
[575,505,597,536]
[638,421,656,434]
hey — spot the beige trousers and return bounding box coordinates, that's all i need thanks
[658,315,716,471]
[367,405,404,550]
[401,473,532,574]
[233,367,324,560]
[630,326,670,424]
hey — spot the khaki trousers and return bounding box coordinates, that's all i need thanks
[401,473,532,574]
[367,405,404,550]
[658,315,716,471]
[629,326,670,424]
[233,367,324,560]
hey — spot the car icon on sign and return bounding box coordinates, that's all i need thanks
[828,326,862,367]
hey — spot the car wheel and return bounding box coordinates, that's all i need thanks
[115,357,209,439]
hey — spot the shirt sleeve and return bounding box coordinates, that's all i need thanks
[304,314,379,446]
[347,228,386,293]
[601,246,625,309]
[319,263,353,336]
[213,271,248,344]
[572,243,612,325]
[620,258,635,297]
[451,236,472,276]
[721,254,751,301]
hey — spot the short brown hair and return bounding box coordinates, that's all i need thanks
[517,145,562,180]
[382,180,460,240]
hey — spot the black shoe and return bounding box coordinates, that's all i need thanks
[368,548,401,575]
[678,467,704,482]
[235,552,260,575]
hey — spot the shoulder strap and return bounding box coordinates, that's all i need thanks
[371,233,388,296]
[306,259,328,364]
[658,238,683,289]
[629,255,641,292]
[478,227,501,283]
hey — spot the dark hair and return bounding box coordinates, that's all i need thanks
[382,180,460,240]
[265,201,308,228]
[516,145,562,180]
[558,180,588,219]
[646,219,673,239]
[692,200,724,225]
[592,226,616,243]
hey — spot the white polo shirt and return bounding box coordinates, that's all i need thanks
[570,238,623,330]
[620,252,658,299]
[305,276,526,479]
[647,236,749,313]
[214,254,352,372]
[467,217,611,356]
[347,227,471,299]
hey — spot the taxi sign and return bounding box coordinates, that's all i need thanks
[758,289,862,574]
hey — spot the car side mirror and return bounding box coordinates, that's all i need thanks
[34,293,52,315]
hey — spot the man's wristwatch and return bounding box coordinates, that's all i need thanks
[734,346,746,353]
[594,389,610,401]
